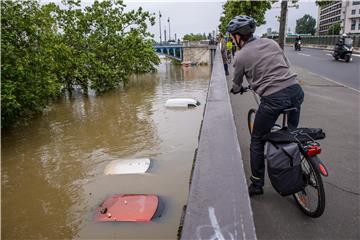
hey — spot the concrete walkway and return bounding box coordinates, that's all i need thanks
[227,64,360,239]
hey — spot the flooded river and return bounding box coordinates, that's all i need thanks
[1,60,210,239]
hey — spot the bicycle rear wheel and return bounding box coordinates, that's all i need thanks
[247,108,256,135]
[293,156,325,218]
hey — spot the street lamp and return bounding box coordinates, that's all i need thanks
[159,11,162,44]
[168,17,171,41]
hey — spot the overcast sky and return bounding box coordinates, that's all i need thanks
[42,0,319,39]
[123,0,318,39]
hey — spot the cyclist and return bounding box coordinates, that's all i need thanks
[228,16,304,196]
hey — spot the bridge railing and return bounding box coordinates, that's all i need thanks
[180,45,257,240]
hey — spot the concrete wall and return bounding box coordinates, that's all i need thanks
[182,41,211,65]
[180,46,257,240]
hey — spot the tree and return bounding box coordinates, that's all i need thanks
[183,33,207,41]
[277,0,299,49]
[218,0,296,49]
[278,0,288,49]
[218,1,272,34]
[295,14,316,35]
[1,0,160,128]
[327,22,341,35]
[1,1,62,128]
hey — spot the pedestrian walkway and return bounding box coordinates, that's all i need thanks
[227,63,360,239]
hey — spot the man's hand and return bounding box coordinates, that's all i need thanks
[230,85,246,95]
[230,87,241,94]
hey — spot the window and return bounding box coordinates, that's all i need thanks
[353,1,360,5]
[351,9,356,15]
[351,20,356,30]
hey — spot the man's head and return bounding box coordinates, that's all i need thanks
[226,16,256,47]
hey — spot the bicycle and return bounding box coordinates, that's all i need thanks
[244,86,328,218]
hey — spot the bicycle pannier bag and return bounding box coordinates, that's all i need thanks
[266,142,305,196]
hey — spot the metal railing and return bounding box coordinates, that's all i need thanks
[286,35,360,47]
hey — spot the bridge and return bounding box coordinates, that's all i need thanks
[153,44,183,61]
[154,41,216,65]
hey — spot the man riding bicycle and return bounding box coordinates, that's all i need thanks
[228,16,305,196]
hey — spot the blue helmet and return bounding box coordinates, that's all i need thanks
[227,16,256,36]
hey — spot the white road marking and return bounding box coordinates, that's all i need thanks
[195,207,240,240]
[298,53,311,57]
[208,207,226,240]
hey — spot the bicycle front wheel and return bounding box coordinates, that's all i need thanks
[247,108,256,135]
[293,156,326,218]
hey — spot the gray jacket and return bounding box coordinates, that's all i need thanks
[232,38,297,97]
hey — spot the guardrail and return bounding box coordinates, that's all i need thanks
[286,35,360,47]
[180,45,257,240]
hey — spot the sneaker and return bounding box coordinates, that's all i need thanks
[248,184,264,197]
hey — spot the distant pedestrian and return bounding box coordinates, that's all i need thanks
[228,16,304,197]
[219,33,229,76]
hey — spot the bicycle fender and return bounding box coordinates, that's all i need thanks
[308,156,328,177]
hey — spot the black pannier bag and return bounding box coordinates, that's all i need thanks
[266,142,305,196]
[263,127,326,143]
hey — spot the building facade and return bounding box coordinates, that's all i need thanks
[317,1,360,35]
[316,1,343,35]
[343,0,360,34]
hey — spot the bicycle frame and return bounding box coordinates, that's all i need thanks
[247,87,289,128]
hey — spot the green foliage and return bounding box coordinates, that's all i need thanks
[327,22,341,35]
[183,33,207,41]
[295,14,316,35]
[218,1,272,34]
[1,0,160,128]
[1,1,62,127]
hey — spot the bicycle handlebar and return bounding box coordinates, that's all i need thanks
[242,86,252,93]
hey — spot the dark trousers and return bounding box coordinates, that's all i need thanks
[224,63,229,75]
[250,84,304,187]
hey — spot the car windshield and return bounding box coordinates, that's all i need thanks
[344,38,353,46]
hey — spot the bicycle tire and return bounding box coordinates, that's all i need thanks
[293,156,326,218]
[247,108,256,135]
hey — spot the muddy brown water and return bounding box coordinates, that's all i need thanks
[1,61,210,239]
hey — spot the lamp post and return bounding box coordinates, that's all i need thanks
[159,11,162,44]
[168,17,171,41]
